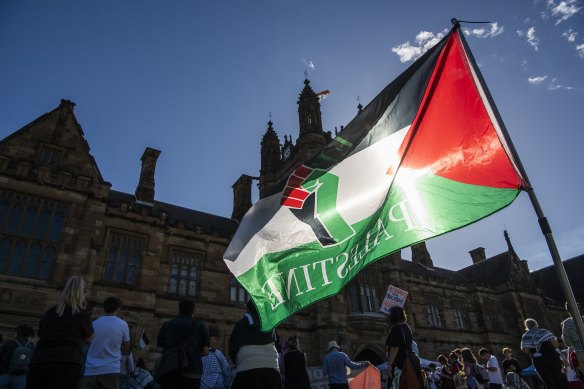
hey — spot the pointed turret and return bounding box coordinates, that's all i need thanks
[259,120,281,199]
[504,229,519,261]
[297,78,324,137]
[260,120,281,174]
[295,78,331,163]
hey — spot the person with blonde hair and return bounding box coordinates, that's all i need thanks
[26,275,94,389]
[520,318,567,389]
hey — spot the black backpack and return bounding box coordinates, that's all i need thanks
[8,339,33,374]
[472,363,489,384]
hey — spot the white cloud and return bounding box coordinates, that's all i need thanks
[391,42,423,63]
[463,22,505,38]
[391,28,448,63]
[517,28,541,50]
[562,30,584,57]
[415,31,435,44]
[490,53,506,63]
[548,77,575,89]
[528,75,548,84]
[302,59,315,70]
[562,29,578,42]
[519,27,541,50]
[547,0,583,24]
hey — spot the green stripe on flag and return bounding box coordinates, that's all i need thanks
[238,174,519,331]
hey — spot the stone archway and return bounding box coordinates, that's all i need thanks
[354,346,385,366]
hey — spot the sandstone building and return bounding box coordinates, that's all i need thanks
[0,81,581,369]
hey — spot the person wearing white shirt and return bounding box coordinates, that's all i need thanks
[84,296,130,389]
[479,348,504,389]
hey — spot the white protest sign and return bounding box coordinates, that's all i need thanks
[379,285,408,314]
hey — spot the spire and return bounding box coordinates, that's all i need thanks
[260,120,281,174]
[282,133,294,160]
[262,120,278,142]
[297,77,323,137]
[357,95,363,114]
[504,230,519,261]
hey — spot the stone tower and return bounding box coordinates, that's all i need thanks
[259,120,281,198]
[135,147,161,203]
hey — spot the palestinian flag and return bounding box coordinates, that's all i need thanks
[224,24,525,331]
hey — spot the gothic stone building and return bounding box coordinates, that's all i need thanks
[0,82,582,368]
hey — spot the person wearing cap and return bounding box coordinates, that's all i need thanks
[322,340,369,389]
[561,302,584,376]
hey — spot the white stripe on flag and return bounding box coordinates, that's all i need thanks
[225,126,409,276]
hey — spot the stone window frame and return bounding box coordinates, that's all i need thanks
[484,298,502,331]
[102,229,146,286]
[347,272,380,314]
[0,189,68,280]
[424,295,444,328]
[452,300,470,330]
[38,143,63,167]
[230,275,249,305]
[166,247,203,298]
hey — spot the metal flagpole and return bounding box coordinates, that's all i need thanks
[452,18,584,347]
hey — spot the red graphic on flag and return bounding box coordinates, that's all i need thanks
[280,165,314,209]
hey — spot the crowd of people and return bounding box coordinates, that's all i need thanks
[390,308,584,389]
[0,275,583,389]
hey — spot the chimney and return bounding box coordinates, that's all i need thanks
[135,147,161,203]
[469,247,486,264]
[232,174,253,222]
[411,241,433,267]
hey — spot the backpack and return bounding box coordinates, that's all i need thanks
[506,371,530,389]
[472,363,489,384]
[8,339,33,374]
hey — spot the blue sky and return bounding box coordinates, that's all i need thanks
[0,0,583,272]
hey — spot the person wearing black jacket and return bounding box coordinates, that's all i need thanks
[26,275,94,389]
[229,300,281,389]
[156,299,210,389]
[283,336,310,389]
[386,306,423,389]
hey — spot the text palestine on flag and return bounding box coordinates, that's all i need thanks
[224,22,524,331]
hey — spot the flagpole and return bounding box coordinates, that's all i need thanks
[452,18,584,346]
